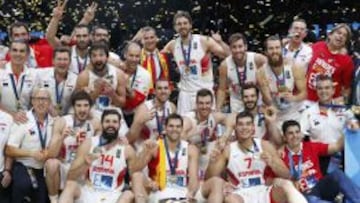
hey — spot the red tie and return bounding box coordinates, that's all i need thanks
[150,53,157,87]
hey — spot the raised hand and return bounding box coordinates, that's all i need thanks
[263,105,277,123]
[211,30,223,43]
[53,0,68,19]
[83,2,98,23]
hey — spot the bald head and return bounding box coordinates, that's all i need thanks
[124,42,141,71]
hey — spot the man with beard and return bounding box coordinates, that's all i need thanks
[222,84,271,141]
[128,79,176,151]
[181,88,227,180]
[75,41,127,110]
[6,88,55,203]
[122,42,151,126]
[206,112,308,203]
[282,19,312,71]
[44,90,101,203]
[216,33,267,113]
[259,35,307,126]
[35,47,78,116]
[0,40,39,123]
[131,113,225,203]
[133,26,171,96]
[306,24,354,102]
[59,109,150,203]
[162,10,230,115]
[90,25,123,68]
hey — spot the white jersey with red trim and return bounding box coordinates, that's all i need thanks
[61,115,96,164]
[226,138,266,189]
[127,65,151,98]
[0,63,38,112]
[173,34,213,93]
[35,68,77,115]
[88,64,118,110]
[164,140,189,189]
[0,111,13,171]
[264,64,302,123]
[226,53,257,112]
[88,136,127,191]
[144,99,173,140]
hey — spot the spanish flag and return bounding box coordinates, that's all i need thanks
[140,49,169,93]
[148,139,167,190]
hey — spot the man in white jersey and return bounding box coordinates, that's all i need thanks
[6,88,54,203]
[216,33,267,112]
[59,109,151,203]
[36,47,77,116]
[128,79,176,150]
[162,10,230,115]
[206,111,307,203]
[222,84,271,141]
[181,88,227,180]
[283,19,312,71]
[122,42,151,127]
[0,110,13,203]
[44,90,101,203]
[131,113,225,203]
[259,35,307,126]
[0,40,39,123]
[76,41,127,110]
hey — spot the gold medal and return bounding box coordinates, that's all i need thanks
[278,85,287,92]
[184,66,190,74]
[168,175,177,184]
[56,104,62,112]
[200,145,207,154]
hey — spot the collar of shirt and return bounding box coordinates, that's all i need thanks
[286,142,303,156]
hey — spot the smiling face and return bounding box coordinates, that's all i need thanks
[242,88,258,111]
[11,26,30,42]
[165,118,183,142]
[9,42,29,66]
[101,114,120,141]
[74,99,91,122]
[53,51,71,75]
[90,48,108,72]
[174,16,192,38]
[196,95,213,118]
[125,43,141,71]
[230,38,247,62]
[316,79,334,103]
[74,27,90,50]
[265,39,283,67]
[235,116,255,141]
[283,125,303,149]
[328,27,349,50]
[142,29,158,52]
[32,89,51,116]
[155,80,170,103]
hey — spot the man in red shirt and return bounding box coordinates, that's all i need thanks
[280,120,360,202]
[306,23,354,102]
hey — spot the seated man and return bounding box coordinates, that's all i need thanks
[280,120,360,203]
[206,111,307,203]
[131,114,225,203]
[59,109,149,203]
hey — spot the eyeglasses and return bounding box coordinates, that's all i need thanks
[32,97,50,102]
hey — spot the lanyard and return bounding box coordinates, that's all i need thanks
[199,117,213,146]
[130,68,138,89]
[76,55,88,73]
[234,58,247,86]
[272,67,286,90]
[288,149,303,180]
[180,37,192,67]
[241,139,259,154]
[163,137,180,175]
[154,100,169,136]
[55,76,66,107]
[283,46,302,59]
[33,112,48,150]
[9,73,26,102]
[319,102,349,109]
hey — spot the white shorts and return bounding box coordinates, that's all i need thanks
[148,186,206,203]
[232,185,272,203]
[177,91,197,116]
[75,185,122,203]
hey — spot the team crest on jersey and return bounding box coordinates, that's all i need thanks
[194,42,198,50]
[181,148,186,156]
[249,62,254,70]
[2,82,8,86]
[29,129,36,135]
[285,70,291,79]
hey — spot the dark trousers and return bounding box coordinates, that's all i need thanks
[123,113,135,128]
[11,162,49,203]
[0,171,11,203]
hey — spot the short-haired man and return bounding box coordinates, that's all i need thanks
[217,33,267,112]
[280,120,360,202]
[162,10,230,115]
[0,40,39,123]
[44,90,101,203]
[35,47,77,116]
[6,88,54,203]
[206,112,307,203]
